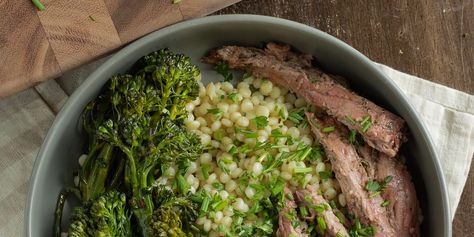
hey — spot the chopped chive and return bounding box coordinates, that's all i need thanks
[369,191,381,198]
[348,130,358,144]
[293,167,313,174]
[345,116,356,125]
[300,206,309,217]
[212,199,228,211]
[381,200,390,207]
[88,15,96,21]
[212,182,224,190]
[200,196,211,213]
[227,92,239,102]
[228,145,238,155]
[322,126,335,133]
[207,108,223,119]
[218,160,230,175]
[201,164,210,180]
[360,115,372,133]
[317,216,327,234]
[32,0,45,11]
[360,115,370,125]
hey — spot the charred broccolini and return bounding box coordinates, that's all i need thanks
[54,49,203,237]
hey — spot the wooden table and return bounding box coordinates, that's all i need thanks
[215,0,473,236]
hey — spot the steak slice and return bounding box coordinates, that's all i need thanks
[357,146,420,237]
[306,113,396,237]
[276,187,309,237]
[295,186,349,237]
[202,43,406,157]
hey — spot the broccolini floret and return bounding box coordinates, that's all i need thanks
[68,191,131,237]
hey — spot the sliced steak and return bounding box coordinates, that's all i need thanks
[295,185,349,237]
[202,43,406,157]
[276,187,309,237]
[305,113,396,237]
[356,146,420,237]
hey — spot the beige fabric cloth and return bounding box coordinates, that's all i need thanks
[0,59,473,236]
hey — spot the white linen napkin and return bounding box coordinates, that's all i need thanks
[375,63,474,219]
[0,61,472,236]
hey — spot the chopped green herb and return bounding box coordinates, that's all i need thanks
[218,160,230,175]
[242,72,252,80]
[337,232,346,237]
[293,167,313,174]
[239,144,250,153]
[200,196,211,214]
[348,130,357,145]
[365,180,381,192]
[346,116,356,125]
[360,115,372,133]
[384,175,393,184]
[228,145,238,155]
[322,126,335,133]
[212,199,229,211]
[299,206,309,217]
[278,106,288,120]
[201,164,210,180]
[88,15,96,21]
[32,0,45,11]
[228,92,239,102]
[214,61,233,82]
[312,203,328,213]
[287,108,305,124]
[349,219,375,236]
[319,171,333,180]
[207,108,223,119]
[172,0,181,3]
[317,216,327,234]
[270,178,285,196]
[381,200,390,207]
[212,182,224,190]
[252,116,269,129]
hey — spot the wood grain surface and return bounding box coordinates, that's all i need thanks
[0,0,240,98]
[216,1,473,236]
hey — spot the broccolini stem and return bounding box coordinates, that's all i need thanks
[53,187,80,237]
[86,144,114,201]
[31,0,45,10]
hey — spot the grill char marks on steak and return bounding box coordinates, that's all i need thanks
[202,43,406,157]
[306,113,396,237]
[357,146,420,237]
[276,187,309,237]
[294,186,349,237]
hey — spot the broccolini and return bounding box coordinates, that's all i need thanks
[54,49,203,237]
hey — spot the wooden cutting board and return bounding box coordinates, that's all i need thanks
[0,0,240,98]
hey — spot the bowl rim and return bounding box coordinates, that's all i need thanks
[25,14,451,236]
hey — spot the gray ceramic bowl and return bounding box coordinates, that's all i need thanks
[25,15,450,236]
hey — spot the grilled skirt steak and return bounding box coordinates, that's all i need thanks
[276,187,309,237]
[294,185,350,237]
[306,113,396,237]
[357,146,420,237]
[202,43,406,157]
